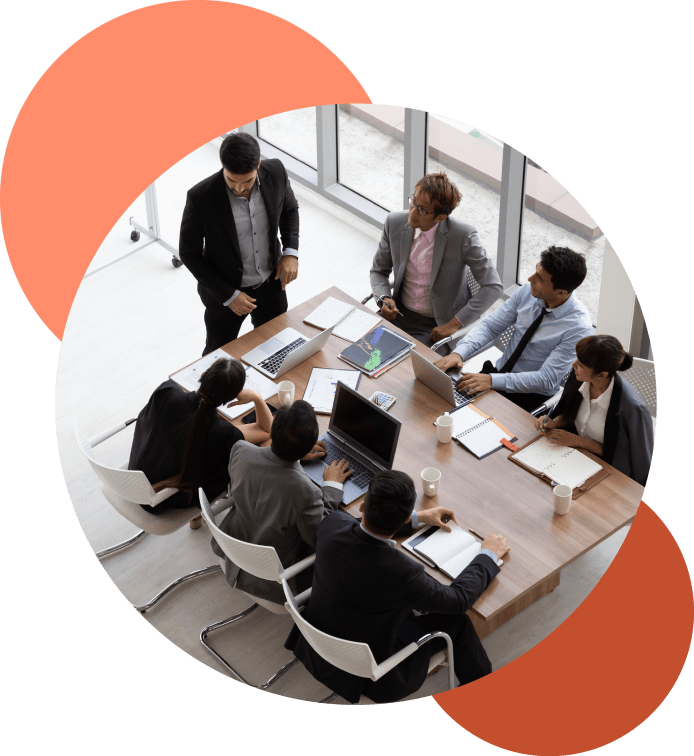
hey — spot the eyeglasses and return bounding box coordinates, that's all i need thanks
[408,194,434,216]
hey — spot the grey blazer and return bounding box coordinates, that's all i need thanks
[369,212,502,328]
[211,441,342,603]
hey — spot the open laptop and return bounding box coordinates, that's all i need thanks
[241,325,334,379]
[410,349,474,408]
[302,381,402,505]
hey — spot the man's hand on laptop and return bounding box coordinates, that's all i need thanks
[455,372,492,394]
[418,506,458,532]
[323,458,353,483]
[301,440,327,462]
[229,292,257,316]
[433,353,463,373]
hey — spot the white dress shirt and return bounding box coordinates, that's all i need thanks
[574,376,614,444]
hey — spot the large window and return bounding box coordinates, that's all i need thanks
[521,164,605,322]
[337,104,405,211]
[427,115,503,266]
[257,107,317,169]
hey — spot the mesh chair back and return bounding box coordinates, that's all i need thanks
[74,423,156,505]
[465,267,481,297]
[199,489,284,582]
[282,579,378,679]
[622,357,657,418]
[494,325,515,352]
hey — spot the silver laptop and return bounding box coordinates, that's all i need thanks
[302,381,402,505]
[410,348,472,407]
[241,326,334,379]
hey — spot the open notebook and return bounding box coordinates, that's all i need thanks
[512,436,603,489]
[403,523,503,580]
[449,404,516,459]
[303,296,382,342]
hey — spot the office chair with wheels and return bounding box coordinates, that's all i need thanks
[282,578,455,704]
[75,421,226,613]
[198,489,315,690]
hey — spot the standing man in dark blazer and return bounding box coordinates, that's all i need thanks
[369,172,502,351]
[180,132,300,355]
[285,470,510,703]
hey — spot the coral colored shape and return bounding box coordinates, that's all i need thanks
[434,503,693,755]
[0,1,369,340]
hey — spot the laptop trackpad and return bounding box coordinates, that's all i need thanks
[257,336,285,355]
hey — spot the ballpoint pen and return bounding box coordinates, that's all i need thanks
[375,295,405,318]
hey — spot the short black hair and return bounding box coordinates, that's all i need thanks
[219,132,261,175]
[540,246,587,293]
[270,400,319,461]
[363,470,416,537]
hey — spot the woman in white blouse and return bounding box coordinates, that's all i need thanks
[534,335,654,486]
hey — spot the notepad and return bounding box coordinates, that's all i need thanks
[303,367,361,414]
[170,351,278,420]
[449,405,516,459]
[304,296,382,342]
[512,436,603,489]
[403,523,503,579]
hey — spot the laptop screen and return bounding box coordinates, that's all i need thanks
[329,382,401,469]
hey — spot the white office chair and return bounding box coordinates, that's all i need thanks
[282,578,455,704]
[75,420,225,613]
[198,489,315,690]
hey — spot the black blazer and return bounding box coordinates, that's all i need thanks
[179,159,299,306]
[552,371,654,486]
[285,511,499,703]
[128,380,243,506]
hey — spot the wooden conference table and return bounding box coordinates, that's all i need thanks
[204,286,644,638]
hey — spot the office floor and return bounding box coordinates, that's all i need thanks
[56,141,631,704]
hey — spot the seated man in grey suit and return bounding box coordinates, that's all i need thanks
[211,400,351,604]
[285,470,510,703]
[434,246,593,412]
[369,172,502,351]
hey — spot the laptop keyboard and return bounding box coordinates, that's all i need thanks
[452,377,474,407]
[322,439,373,489]
[257,337,306,374]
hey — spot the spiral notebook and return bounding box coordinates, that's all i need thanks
[303,296,382,342]
[449,404,516,459]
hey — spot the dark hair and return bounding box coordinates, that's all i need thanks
[219,132,261,175]
[363,470,416,537]
[539,246,587,293]
[270,400,319,461]
[153,358,246,498]
[415,173,462,217]
[575,335,633,377]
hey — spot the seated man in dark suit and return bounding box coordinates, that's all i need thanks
[285,470,510,703]
[211,400,352,604]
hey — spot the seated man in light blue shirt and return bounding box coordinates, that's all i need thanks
[434,246,593,412]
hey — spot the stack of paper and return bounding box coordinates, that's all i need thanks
[338,326,413,376]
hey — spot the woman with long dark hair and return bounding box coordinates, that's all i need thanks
[129,357,273,514]
[534,335,654,485]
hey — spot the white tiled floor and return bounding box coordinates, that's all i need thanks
[57,141,630,703]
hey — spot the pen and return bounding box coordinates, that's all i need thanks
[469,529,485,541]
[375,295,405,319]
[540,403,556,429]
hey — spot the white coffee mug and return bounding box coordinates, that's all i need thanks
[421,467,441,498]
[436,413,454,443]
[553,484,573,515]
[277,380,295,407]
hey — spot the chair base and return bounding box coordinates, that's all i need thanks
[200,607,301,689]
[135,564,222,613]
[96,529,147,559]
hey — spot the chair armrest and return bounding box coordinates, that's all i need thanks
[281,553,317,581]
[294,587,312,608]
[88,418,137,447]
[372,641,419,680]
[147,487,179,506]
[210,492,234,517]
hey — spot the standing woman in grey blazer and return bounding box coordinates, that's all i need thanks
[534,335,654,486]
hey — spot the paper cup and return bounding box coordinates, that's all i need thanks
[277,380,295,407]
[421,467,441,498]
[436,413,454,443]
[553,484,573,515]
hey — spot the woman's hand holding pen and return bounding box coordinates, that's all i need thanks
[535,415,559,432]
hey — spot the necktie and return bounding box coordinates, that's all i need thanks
[498,307,548,374]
